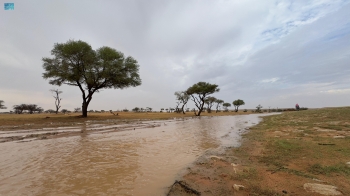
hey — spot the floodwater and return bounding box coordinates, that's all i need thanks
[0,114,275,196]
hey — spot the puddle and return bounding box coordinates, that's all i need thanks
[0,113,277,196]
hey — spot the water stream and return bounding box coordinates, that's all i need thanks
[0,114,275,196]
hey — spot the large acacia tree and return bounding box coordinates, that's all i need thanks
[186,82,219,116]
[42,40,141,117]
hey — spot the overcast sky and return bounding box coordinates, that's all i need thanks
[1,0,350,112]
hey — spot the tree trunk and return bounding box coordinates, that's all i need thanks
[82,102,88,117]
[196,101,205,116]
[181,104,186,114]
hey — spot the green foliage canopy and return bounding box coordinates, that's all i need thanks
[233,99,245,112]
[42,40,141,117]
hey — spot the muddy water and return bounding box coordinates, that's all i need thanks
[0,114,273,196]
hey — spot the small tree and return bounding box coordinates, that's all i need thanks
[223,103,231,112]
[174,91,190,114]
[13,104,27,114]
[256,104,263,113]
[0,100,7,109]
[74,107,81,113]
[204,96,217,113]
[45,109,55,113]
[50,89,62,114]
[36,107,44,113]
[132,107,140,112]
[61,109,68,114]
[215,99,224,113]
[186,82,220,116]
[160,108,164,112]
[232,99,245,112]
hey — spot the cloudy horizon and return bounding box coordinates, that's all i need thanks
[1,0,350,112]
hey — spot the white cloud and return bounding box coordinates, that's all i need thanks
[260,77,280,83]
[320,88,350,94]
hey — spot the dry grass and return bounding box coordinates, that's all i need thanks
[232,107,350,195]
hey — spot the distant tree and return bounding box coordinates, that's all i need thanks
[36,107,44,113]
[0,100,7,109]
[170,108,175,113]
[42,40,141,117]
[204,96,217,113]
[45,109,55,113]
[256,104,263,113]
[13,104,27,114]
[186,82,220,116]
[160,108,164,112]
[89,110,94,112]
[232,99,245,112]
[132,107,140,112]
[122,108,129,112]
[215,99,224,113]
[50,89,62,114]
[146,107,152,112]
[74,107,81,113]
[174,91,190,114]
[23,104,39,114]
[186,108,190,112]
[223,103,231,112]
[61,109,68,114]
[165,108,169,113]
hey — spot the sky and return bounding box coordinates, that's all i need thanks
[0,0,350,112]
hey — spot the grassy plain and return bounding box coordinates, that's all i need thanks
[172,107,350,195]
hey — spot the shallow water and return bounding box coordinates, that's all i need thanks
[0,114,276,196]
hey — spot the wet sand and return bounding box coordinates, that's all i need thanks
[0,114,274,196]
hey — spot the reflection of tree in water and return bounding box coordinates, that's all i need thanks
[35,128,142,196]
[193,117,221,150]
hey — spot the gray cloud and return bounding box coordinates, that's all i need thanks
[0,0,349,112]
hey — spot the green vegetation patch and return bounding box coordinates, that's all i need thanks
[308,163,350,176]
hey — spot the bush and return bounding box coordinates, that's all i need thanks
[243,109,247,112]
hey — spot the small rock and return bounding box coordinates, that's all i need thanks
[233,184,245,191]
[210,156,222,160]
[304,183,342,195]
[231,163,238,167]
